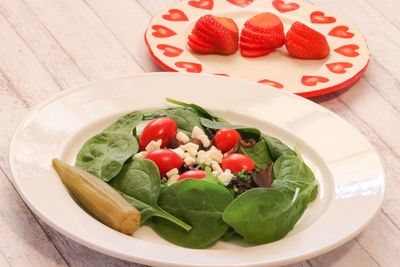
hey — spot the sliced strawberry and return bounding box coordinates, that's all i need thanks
[188,41,217,54]
[241,28,285,49]
[285,21,330,59]
[188,14,239,55]
[240,41,271,50]
[241,48,272,57]
[188,34,214,49]
[239,12,285,57]
[244,12,284,34]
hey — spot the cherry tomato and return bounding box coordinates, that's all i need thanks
[221,153,255,173]
[145,149,183,177]
[213,128,241,153]
[178,170,206,181]
[139,118,177,150]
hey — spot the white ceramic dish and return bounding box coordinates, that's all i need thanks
[145,0,370,98]
[10,73,384,267]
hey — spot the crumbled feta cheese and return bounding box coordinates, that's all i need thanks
[218,169,234,185]
[133,151,147,160]
[182,142,199,157]
[184,153,196,165]
[211,160,223,174]
[166,168,179,178]
[196,150,212,165]
[191,126,210,147]
[191,126,205,139]
[176,131,190,143]
[171,147,185,159]
[207,146,223,163]
[167,174,180,185]
[197,134,211,148]
[145,139,162,152]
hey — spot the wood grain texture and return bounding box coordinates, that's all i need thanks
[0,0,399,266]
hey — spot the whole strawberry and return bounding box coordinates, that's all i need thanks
[285,21,330,59]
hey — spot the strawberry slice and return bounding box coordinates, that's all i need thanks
[241,28,285,49]
[241,48,272,57]
[245,12,284,34]
[188,14,239,55]
[188,41,216,54]
[239,12,285,57]
[285,21,330,59]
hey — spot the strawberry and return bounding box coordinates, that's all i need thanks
[239,12,285,57]
[285,21,330,59]
[241,48,272,57]
[188,14,239,55]
[244,12,284,34]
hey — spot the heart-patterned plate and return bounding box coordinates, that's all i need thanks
[145,0,369,97]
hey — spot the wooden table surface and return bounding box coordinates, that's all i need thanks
[1,0,399,266]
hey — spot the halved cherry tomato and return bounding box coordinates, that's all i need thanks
[145,149,183,177]
[139,117,177,150]
[213,128,241,153]
[178,170,206,181]
[221,153,255,173]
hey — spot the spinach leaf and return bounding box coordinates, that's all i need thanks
[111,159,191,231]
[223,182,316,245]
[273,153,318,201]
[240,138,272,170]
[200,118,261,140]
[166,98,225,122]
[75,111,143,181]
[153,179,234,248]
[165,108,204,133]
[263,134,296,161]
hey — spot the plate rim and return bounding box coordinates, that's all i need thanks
[9,73,385,267]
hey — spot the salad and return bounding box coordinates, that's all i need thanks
[53,98,318,249]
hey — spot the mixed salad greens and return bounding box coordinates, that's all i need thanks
[53,98,318,248]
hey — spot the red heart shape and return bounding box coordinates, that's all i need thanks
[272,0,299,13]
[328,26,354,38]
[334,45,360,57]
[258,79,284,89]
[152,25,176,38]
[310,11,336,24]
[157,44,183,57]
[326,62,353,74]
[162,9,188,21]
[302,76,329,86]
[227,0,254,8]
[188,0,214,10]
[175,62,202,73]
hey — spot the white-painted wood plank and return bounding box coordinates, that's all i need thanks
[356,212,400,267]
[0,169,67,267]
[24,0,144,80]
[0,13,61,106]
[365,0,400,29]
[309,240,379,267]
[0,0,87,89]
[137,0,178,16]
[84,0,161,72]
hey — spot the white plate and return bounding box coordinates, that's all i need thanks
[145,0,369,98]
[10,73,384,267]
